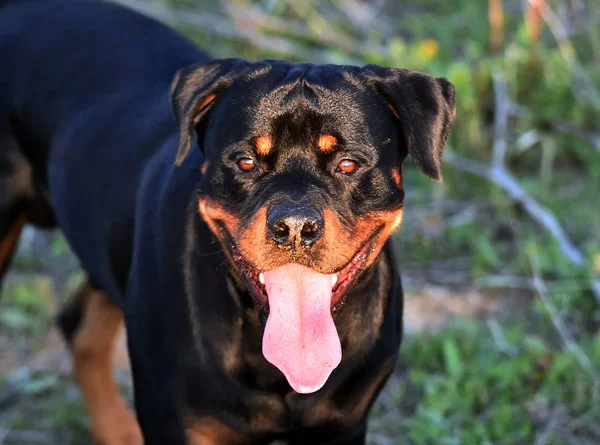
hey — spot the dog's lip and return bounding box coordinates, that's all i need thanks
[230,245,269,306]
[221,225,381,310]
[329,235,378,309]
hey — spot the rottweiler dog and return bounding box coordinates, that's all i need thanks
[0,0,455,444]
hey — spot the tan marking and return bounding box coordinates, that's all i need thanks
[385,101,401,121]
[198,197,247,290]
[320,208,352,269]
[303,398,344,428]
[220,312,243,374]
[231,204,402,274]
[199,94,217,110]
[391,167,402,189]
[199,198,403,283]
[193,94,218,125]
[255,135,273,156]
[322,207,403,273]
[187,417,244,445]
[354,208,404,270]
[317,134,338,153]
[10,150,34,198]
[199,199,220,237]
[71,283,143,445]
[232,205,403,274]
[237,207,268,268]
[201,161,209,175]
[347,360,395,421]
[305,359,395,427]
[0,213,27,276]
[198,198,241,240]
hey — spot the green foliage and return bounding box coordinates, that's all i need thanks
[386,311,600,444]
[2,369,90,442]
[0,278,56,332]
[49,234,71,258]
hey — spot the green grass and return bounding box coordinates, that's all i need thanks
[377,314,600,444]
[1,278,57,333]
[0,368,91,444]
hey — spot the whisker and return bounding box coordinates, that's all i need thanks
[197,249,225,257]
[213,258,229,274]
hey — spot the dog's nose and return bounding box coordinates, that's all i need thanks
[267,204,324,247]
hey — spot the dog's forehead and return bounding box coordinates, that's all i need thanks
[211,62,392,148]
[245,62,375,113]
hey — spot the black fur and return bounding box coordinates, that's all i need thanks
[0,1,455,443]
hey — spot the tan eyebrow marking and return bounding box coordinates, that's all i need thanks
[255,135,272,156]
[317,134,338,153]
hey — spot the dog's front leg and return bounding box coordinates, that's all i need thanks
[126,314,193,445]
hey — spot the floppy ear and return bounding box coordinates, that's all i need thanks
[170,58,252,167]
[362,66,456,182]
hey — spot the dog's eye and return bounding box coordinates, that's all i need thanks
[237,158,256,172]
[337,159,359,175]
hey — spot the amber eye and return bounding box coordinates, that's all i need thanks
[237,158,256,172]
[337,159,359,175]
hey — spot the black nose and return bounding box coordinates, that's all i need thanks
[267,204,324,247]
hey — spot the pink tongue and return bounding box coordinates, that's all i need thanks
[262,264,342,394]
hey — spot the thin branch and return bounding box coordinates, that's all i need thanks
[475,275,588,290]
[114,0,379,63]
[445,69,600,303]
[492,71,510,166]
[0,428,9,445]
[569,410,600,438]
[116,0,236,36]
[487,317,519,355]
[593,278,600,306]
[226,2,387,59]
[493,165,584,266]
[533,407,560,445]
[114,0,322,61]
[507,98,600,153]
[530,254,598,379]
[552,119,600,152]
[445,148,584,266]
[476,275,535,289]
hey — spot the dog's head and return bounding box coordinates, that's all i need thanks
[171,59,455,393]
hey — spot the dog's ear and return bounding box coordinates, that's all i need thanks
[170,59,252,167]
[362,66,456,182]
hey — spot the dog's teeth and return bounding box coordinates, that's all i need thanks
[259,272,265,285]
[332,275,338,287]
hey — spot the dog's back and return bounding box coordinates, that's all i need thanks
[0,0,208,293]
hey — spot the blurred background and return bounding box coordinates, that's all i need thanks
[1,0,599,443]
